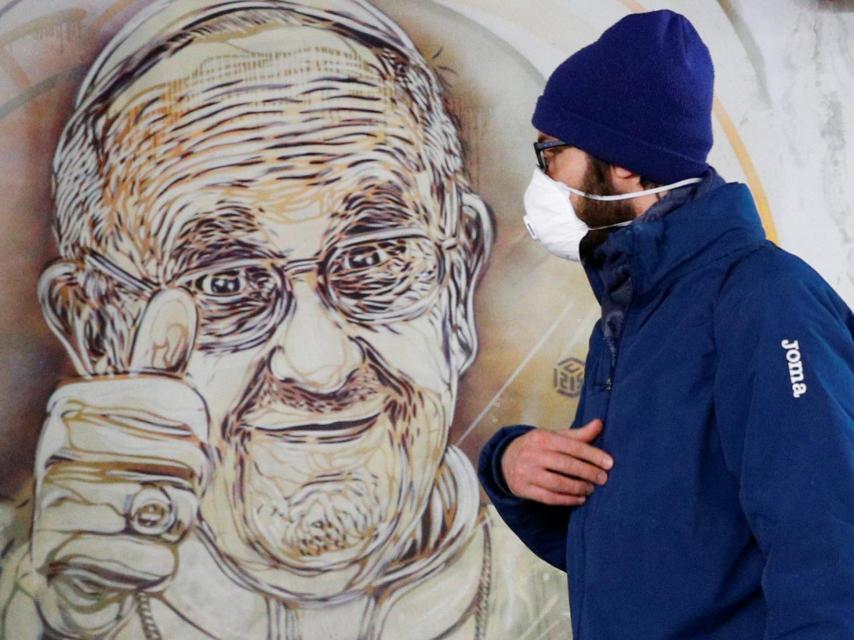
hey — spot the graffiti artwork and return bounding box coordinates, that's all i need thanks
[0,1,569,638]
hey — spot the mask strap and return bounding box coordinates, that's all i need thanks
[588,219,633,232]
[566,176,703,202]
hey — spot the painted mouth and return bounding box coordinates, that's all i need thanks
[246,412,380,443]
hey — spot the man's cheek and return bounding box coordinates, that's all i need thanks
[355,318,452,394]
[185,347,268,433]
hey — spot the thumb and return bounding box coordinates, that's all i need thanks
[129,289,198,375]
[563,418,604,441]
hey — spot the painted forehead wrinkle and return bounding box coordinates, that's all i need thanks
[51,5,472,264]
[94,30,435,263]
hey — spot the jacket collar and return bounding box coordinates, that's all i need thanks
[581,170,767,304]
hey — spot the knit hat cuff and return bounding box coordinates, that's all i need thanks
[532,95,709,184]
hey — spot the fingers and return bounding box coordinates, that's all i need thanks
[32,533,176,591]
[531,467,594,496]
[523,484,588,507]
[26,532,174,638]
[548,430,614,471]
[35,476,198,543]
[49,403,209,483]
[567,418,604,441]
[37,377,211,484]
[23,288,205,638]
[501,426,615,505]
[45,375,210,438]
[539,450,609,486]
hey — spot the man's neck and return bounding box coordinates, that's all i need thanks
[629,191,662,218]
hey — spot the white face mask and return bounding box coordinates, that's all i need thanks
[522,168,702,261]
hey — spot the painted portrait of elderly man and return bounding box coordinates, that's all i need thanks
[0,0,568,638]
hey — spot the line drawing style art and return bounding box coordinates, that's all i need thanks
[0,1,570,638]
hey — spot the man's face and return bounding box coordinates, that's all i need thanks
[539,133,635,229]
[50,25,480,599]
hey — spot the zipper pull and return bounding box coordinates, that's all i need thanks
[604,377,613,391]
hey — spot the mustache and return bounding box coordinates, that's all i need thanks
[231,338,422,424]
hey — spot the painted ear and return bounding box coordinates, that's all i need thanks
[447,189,494,375]
[38,260,198,377]
[38,259,94,376]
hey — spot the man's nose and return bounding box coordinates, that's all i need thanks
[269,281,361,392]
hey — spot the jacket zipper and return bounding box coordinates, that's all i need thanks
[578,305,630,639]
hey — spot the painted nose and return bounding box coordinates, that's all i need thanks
[269,281,361,392]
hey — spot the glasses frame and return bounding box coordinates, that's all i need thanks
[80,227,458,346]
[533,139,571,173]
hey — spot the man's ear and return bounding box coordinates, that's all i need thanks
[38,259,142,377]
[37,259,93,376]
[610,164,635,179]
[38,261,195,377]
[446,188,494,375]
[610,164,645,190]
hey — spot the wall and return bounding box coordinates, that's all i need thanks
[0,1,850,638]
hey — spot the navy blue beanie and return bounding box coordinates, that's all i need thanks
[532,10,714,184]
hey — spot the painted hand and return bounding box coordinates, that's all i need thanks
[19,289,213,637]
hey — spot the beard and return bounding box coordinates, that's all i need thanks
[575,156,642,258]
[574,156,638,229]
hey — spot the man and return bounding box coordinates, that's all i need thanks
[479,9,854,640]
[0,1,570,638]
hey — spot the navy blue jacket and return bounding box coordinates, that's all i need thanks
[478,178,854,639]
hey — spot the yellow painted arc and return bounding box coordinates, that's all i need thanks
[616,0,778,242]
[712,98,778,242]
[0,10,86,49]
[0,53,29,89]
[0,9,90,90]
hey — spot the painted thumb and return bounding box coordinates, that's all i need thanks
[129,289,198,375]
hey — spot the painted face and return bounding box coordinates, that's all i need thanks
[43,21,489,601]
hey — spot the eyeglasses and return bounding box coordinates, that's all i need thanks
[81,228,457,354]
[533,139,571,173]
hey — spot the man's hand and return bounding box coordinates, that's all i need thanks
[17,289,214,637]
[501,419,613,506]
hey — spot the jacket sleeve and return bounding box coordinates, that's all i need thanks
[714,254,854,639]
[477,424,571,571]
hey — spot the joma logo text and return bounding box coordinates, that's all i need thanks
[781,339,807,399]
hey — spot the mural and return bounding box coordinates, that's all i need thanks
[0,1,570,638]
[0,0,851,638]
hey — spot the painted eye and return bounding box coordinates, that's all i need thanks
[325,235,442,322]
[194,270,245,296]
[185,264,287,353]
[341,245,391,269]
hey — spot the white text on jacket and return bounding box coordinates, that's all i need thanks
[781,339,807,398]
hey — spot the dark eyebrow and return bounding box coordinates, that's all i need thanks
[329,181,426,237]
[174,238,283,274]
[169,207,284,277]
